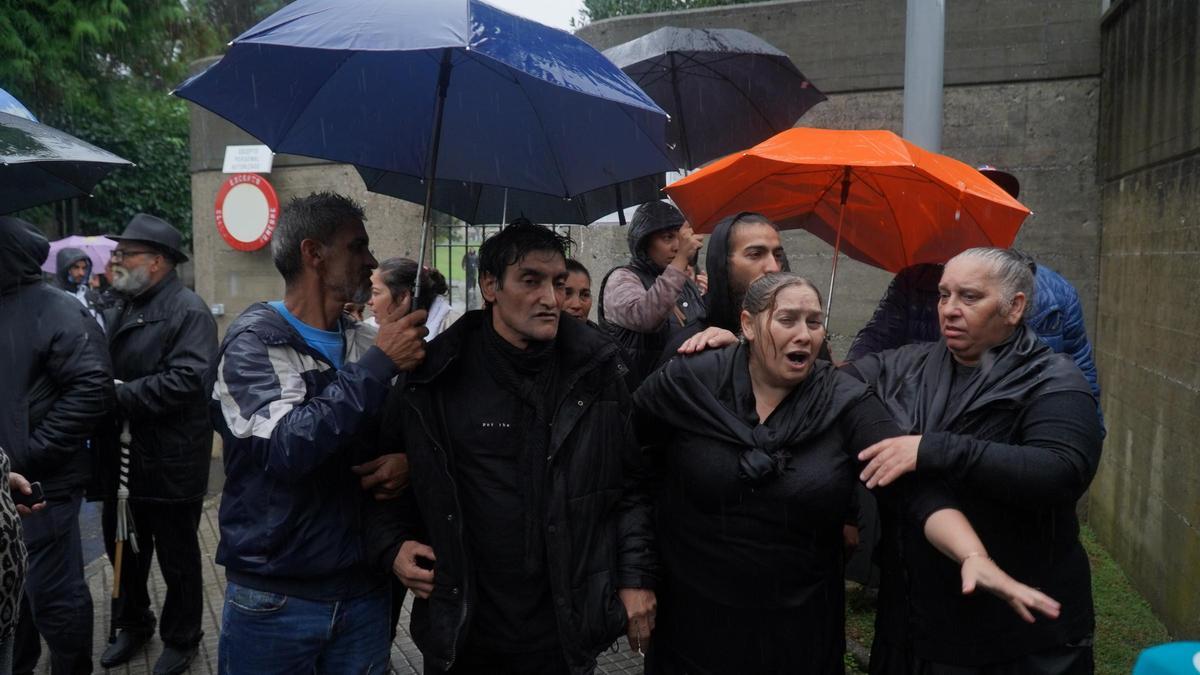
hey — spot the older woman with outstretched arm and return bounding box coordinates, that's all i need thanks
[848,248,1102,675]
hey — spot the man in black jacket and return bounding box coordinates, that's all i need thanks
[0,217,114,675]
[367,222,657,675]
[97,214,219,675]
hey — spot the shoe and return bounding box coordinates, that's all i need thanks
[152,645,198,675]
[100,629,152,668]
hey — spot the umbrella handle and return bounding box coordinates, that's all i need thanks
[111,540,124,599]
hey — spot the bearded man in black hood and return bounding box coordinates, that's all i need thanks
[663,212,787,358]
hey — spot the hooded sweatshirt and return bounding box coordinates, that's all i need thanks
[55,247,91,292]
[598,201,704,387]
[54,247,106,329]
[0,217,113,498]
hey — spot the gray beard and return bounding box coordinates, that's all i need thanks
[112,266,151,295]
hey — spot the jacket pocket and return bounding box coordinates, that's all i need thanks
[575,570,627,654]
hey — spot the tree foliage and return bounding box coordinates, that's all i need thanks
[0,0,285,240]
[579,0,763,24]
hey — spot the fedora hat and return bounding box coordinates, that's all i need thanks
[107,213,189,263]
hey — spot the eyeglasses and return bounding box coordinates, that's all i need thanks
[111,249,158,262]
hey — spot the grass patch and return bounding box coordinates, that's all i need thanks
[843,525,1170,674]
[1082,525,1171,674]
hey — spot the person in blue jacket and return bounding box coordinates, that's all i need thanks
[208,192,429,674]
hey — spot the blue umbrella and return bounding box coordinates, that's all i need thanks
[173,0,675,286]
[0,87,37,121]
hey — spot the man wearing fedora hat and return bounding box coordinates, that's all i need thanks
[97,214,218,675]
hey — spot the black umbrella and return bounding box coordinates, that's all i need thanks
[356,168,665,226]
[604,26,826,171]
[0,111,132,214]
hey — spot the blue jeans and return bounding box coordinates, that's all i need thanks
[219,582,390,674]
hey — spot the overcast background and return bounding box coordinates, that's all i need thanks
[488,0,587,30]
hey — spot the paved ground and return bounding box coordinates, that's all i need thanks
[37,495,647,674]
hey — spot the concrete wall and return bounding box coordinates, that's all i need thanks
[1088,0,1200,639]
[576,0,1101,356]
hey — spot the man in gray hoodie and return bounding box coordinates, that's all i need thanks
[53,248,106,330]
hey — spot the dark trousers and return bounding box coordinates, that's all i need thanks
[101,499,204,648]
[13,492,93,675]
[426,647,569,675]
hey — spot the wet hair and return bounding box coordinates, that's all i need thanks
[377,257,449,312]
[741,272,825,357]
[743,272,824,318]
[273,192,366,283]
[949,247,1036,317]
[478,218,571,289]
[565,258,591,281]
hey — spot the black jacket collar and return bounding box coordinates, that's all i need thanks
[408,310,622,387]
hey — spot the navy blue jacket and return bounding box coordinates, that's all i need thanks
[209,302,397,600]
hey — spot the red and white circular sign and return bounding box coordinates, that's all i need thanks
[215,173,279,251]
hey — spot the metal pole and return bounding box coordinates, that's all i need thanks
[902,0,945,152]
[415,49,453,302]
[825,168,852,329]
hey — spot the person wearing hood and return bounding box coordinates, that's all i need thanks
[634,272,1061,675]
[0,216,114,675]
[846,248,1102,675]
[598,201,705,387]
[96,214,219,675]
[53,248,107,330]
[661,212,788,359]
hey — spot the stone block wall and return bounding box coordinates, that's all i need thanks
[1089,0,1200,639]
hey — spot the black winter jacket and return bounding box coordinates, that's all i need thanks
[98,270,218,502]
[366,311,656,675]
[0,218,113,499]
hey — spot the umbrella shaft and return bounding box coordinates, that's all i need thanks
[417,49,454,301]
[825,170,852,329]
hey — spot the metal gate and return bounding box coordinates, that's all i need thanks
[431,222,573,312]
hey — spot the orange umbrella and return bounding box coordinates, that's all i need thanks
[663,127,1030,321]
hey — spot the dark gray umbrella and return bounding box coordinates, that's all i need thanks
[0,111,132,214]
[356,167,665,225]
[604,26,826,171]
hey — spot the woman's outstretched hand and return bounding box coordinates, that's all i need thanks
[961,555,1061,623]
[858,435,921,488]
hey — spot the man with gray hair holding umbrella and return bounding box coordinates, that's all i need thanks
[98,214,218,675]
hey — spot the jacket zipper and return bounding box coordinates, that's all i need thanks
[407,390,469,671]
